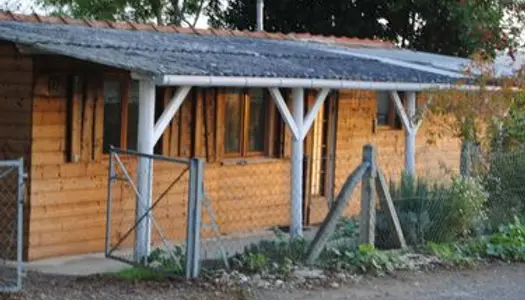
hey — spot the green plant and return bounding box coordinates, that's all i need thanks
[147,246,186,275]
[230,230,310,274]
[332,218,359,241]
[115,267,166,281]
[426,242,477,266]
[323,244,403,275]
[378,173,487,247]
[484,151,525,229]
[485,217,525,261]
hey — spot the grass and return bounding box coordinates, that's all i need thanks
[115,267,167,281]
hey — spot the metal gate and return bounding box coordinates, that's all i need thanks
[0,159,24,292]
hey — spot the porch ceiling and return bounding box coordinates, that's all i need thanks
[0,20,473,87]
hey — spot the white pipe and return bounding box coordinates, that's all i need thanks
[153,86,191,144]
[135,80,156,262]
[291,88,304,239]
[256,0,264,32]
[302,88,330,140]
[157,75,502,92]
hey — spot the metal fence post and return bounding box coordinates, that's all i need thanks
[105,149,115,256]
[360,144,377,245]
[16,158,24,291]
[185,158,204,279]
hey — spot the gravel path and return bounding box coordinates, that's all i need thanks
[2,263,525,300]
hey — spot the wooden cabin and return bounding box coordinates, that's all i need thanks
[0,13,463,260]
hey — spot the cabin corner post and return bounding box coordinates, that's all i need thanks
[291,88,304,239]
[405,92,417,177]
[135,80,156,263]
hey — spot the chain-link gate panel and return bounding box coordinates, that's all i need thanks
[0,159,24,293]
[105,148,192,277]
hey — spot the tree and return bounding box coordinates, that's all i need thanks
[39,0,220,26]
[210,0,516,58]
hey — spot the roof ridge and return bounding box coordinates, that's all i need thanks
[0,10,395,48]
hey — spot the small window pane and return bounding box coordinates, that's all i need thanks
[247,89,267,152]
[127,81,139,150]
[224,89,242,154]
[103,81,122,152]
[376,92,390,126]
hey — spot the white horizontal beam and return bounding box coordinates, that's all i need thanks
[157,75,505,92]
[153,86,192,144]
[302,88,330,140]
[268,88,301,140]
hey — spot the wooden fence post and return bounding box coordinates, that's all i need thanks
[360,144,377,245]
[305,161,369,265]
[376,171,407,249]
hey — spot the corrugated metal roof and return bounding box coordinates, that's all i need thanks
[0,17,470,84]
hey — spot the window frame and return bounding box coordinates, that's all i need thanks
[102,75,138,153]
[220,88,271,159]
[375,91,403,131]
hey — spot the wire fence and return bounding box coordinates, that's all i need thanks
[0,159,24,293]
[104,142,525,277]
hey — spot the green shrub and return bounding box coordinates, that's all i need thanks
[427,218,525,265]
[377,174,487,247]
[484,151,525,229]
[485,217,525,261]
[147,246,186,275]
[230,231,309,274]
[323,244,403,274]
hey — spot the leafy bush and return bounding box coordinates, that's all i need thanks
[484,151,525,229]
[322,244,403,275]
[484,217,525,261]
[428,218,525,265]
[377,174,487,247]
[230,231,309,274]
[147,246,186,275]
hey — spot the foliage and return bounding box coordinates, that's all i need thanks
[38,0,221,26]
[209,0,514,57]
[484,150,525,228]
[230,230,309,274]
[331,218,359,241]
[147,246,186,275]
[116,267,167,281]
[377,173,487,247]
[322,244,406,275]
[485,217,525,260]
[428,218,525,264]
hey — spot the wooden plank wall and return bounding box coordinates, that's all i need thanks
[0,43,33,260]
[0,43,33,163]
[308,90,461,224]
[27,63,291,259]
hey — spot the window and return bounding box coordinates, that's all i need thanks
[376,92,402,130]
[223,88,269,157]
[102,79,139,152]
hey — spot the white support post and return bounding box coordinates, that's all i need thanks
[389,91,418,177]
[290,88,304,239]
[405,92,417,176]
[153,86,192,144]
[268,88,330,239]
[135,80,156,263]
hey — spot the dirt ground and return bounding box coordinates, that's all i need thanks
[2,263,525,300]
